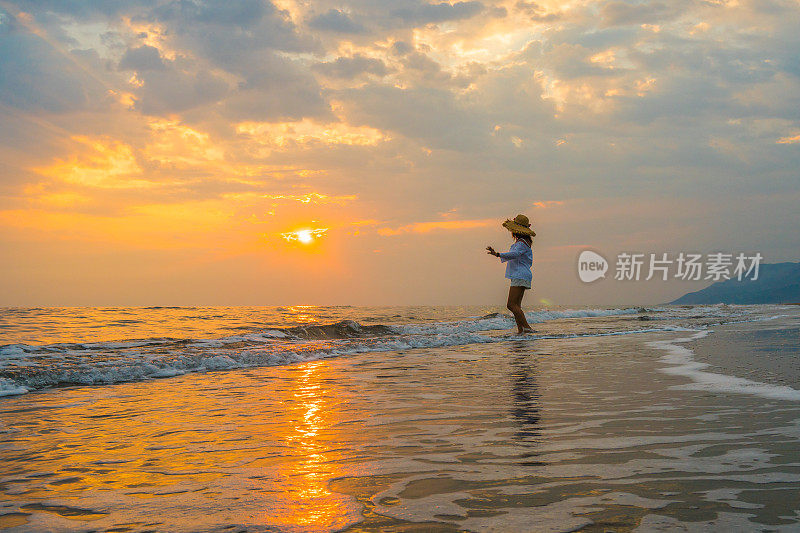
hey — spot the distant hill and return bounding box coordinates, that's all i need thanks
[670,262,800,305]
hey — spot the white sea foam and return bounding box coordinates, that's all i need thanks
[649,331,800,402]
[0,378,29,397]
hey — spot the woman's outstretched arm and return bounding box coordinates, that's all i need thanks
[498,241,524,261]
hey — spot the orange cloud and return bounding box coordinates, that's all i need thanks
[532,200,564,208]
[777,133,800,144]
[260,192,357,204]
[235,119,390,149]
[144,118,225,167]
[33,135,151,189]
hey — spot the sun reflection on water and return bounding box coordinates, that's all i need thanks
[281,305,320,325]
[0,354,363,532]
[266,360,358,531]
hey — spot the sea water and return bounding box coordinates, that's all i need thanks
[1,304,799,532]
[0,304,785,397]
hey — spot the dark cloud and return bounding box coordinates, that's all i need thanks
[600,1,672,26]
[390,1,484,25]
[339,85,489,150]
[0,16,109,113]
[308,9,366,33]
[399,51,453,84]
[9,0,158,19]
[118,45,165,71]
[550,25,638,50]
[515,1,559,21]
[617,75,732,124]
[221,87,329,123]
[150,0,269,28]
[541,43,619,79]
[221,54,330,122]
[133,64,230,115]
[391,40,413,56]
[468,63,552,127]
[147,0,318,66]
[312,54,389,78]
[402,51,441,72]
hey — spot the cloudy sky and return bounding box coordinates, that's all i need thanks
[0,0,798,306]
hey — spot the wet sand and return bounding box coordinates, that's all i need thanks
[688,319,800,389]
[1,325,799,532]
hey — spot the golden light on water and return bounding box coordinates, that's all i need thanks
[267,359,359,531]
[0,351,362,531]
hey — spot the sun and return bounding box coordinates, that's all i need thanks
[296,230,313,244]
[280,227,328,245]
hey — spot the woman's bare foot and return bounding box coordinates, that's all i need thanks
[517,328,534,335]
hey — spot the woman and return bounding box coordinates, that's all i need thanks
[486,214,535,334]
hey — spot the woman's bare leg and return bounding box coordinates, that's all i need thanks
[507,286,532,333]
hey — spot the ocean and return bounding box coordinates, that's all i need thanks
[1,304,799,531]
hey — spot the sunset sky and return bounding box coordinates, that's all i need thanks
[1,0,798,306]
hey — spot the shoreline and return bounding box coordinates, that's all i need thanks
[686,317,800,390]
[648,325,800,402]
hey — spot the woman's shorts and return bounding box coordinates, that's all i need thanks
[510,278,531,289]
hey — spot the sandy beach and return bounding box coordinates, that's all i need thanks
[2,307,799,532]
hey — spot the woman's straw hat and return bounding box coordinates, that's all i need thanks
[502,214,536,236]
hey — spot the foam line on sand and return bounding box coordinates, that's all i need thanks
[648,330,800,402]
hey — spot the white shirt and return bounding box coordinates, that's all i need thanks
[499,239,533,281]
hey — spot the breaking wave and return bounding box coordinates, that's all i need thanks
[0,305,778,397]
